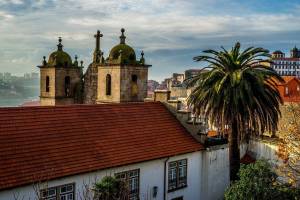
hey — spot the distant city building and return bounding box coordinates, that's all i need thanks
[275,76,300,102]
[24,73,39,80]
[30,72,39,79]
[172,73,185,84]
[147,80,159,92]
[184,69,206,80]
[3,73,11,80]
[23,73,31,79]
[271,46,300,77]
[153,69,209,100]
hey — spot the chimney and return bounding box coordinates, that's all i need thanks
[154,90,171,103]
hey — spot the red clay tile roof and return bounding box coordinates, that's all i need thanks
[0,102,204,191]
[273,57,300,61]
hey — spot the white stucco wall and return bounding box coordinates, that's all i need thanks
[201,145,229,200]
[0,151,202,200]
[0,142,256,200]
[248,139,279,164]
[200,143,247,200]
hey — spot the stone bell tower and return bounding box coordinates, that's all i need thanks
[96,28,151,103]
[83,30,104,104]
[38,37,83,106]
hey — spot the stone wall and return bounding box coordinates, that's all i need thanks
[83,64,98,104]
[54,68,82,98]
[97,65,121,103]
[40,67,56,100]
[154,90,171,102]
[120,65,148,102]
[170,86,187,98]
[39,66,82,106]
[97,65,148,103]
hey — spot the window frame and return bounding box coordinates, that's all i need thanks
[115,169,140,200]
[106,74,112,96]
[40,183,75,200]
[46,76,50,92]
[168,159,187,192]
[64,76,71,97]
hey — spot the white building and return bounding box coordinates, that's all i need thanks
[271,48,300,78]
[0,102,234,200]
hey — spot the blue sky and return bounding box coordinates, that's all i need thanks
[0,0,300,81]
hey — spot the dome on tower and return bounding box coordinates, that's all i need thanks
[292,46,298,51]
[108,28,137,64]
[48,37,73,67]
[273,50,283,54]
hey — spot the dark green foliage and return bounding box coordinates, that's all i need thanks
[187,42,283,139]
[93,176,128,200]
[225,160,300,200]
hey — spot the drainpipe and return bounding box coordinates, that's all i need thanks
[164,157,170,200]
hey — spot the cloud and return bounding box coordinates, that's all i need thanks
[0,11,14,20]
[0,0,300,80]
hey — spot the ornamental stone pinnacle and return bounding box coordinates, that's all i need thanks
[93,30,103,63]
[57,37,63,51]
[74,55,78,67]
[43,56,47,66]
[120,28,126,44]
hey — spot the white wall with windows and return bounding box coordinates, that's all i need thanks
[0,144,257,200]
[0,151,204,200]
[271,60,300,77]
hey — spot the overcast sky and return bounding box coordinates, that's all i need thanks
[0,0,300,81]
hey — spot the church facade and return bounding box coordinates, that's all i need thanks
[38,29,150,106]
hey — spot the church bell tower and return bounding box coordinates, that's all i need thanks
[38,38,83,106]
[96,28,151,103]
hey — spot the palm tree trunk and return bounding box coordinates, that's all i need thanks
[229,119,240,181]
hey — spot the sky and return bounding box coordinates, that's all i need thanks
[0,0,300,81]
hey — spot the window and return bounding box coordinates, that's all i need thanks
[65,76,70,97]
[172,197,183,200]
[168,159,187,191]
[40,183,74,200]
[285,86,289,95]
[106,74,111,95]
[115,169,139,200]
[46,76,50,92]
[131,74,138,98]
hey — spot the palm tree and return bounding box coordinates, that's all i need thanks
[187,42,283,181]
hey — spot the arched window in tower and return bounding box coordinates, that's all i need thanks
[65,76,71,97]
[46,76,50,92]
[106,74,111,95]
[131,74,138,98]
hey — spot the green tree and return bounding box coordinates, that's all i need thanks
[93,176,128,200]
[224,160,300,200]
[187,42,283,180]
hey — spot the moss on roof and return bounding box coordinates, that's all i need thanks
[48,50,72,67]
[109,44,136,64]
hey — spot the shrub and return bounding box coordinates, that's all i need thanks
[93,176,128,200]
[224,160,300,200]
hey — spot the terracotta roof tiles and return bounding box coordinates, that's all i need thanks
[0,102,204,191]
